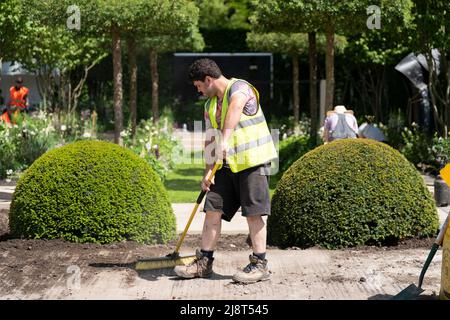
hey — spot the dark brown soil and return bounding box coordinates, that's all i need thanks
[347,236,436,251]
[0,234,256,295]
[0,207,439,298]
[0,207,436,252]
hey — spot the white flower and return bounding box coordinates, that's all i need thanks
[30,131,36,136]
[145,142,151,151]
[61,125,67,131]
[120,130,128,137]
[6,169,13,175]
[83,132,91,138]
[139,139,144,143]
[37,112,46,120]
[44,125,55,135]
[145,125,150,131]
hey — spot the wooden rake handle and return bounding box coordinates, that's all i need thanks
[173,162,221,254]
[436,213,449,246]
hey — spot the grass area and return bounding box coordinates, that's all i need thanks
[164,160,205,203]
[269,175,279,198]
[164,154,279,203]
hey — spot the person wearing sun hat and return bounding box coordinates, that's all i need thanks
[323,105,359,143]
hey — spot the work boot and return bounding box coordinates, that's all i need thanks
[173,249,214,279]
[232,254,271,284]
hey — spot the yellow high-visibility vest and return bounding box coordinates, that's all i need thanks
[206,78,278,173]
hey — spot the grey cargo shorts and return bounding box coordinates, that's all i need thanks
[203,163,271,222]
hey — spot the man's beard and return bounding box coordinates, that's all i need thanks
[204,87,216,98]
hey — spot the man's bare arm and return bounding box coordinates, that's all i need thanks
[221,93,246,145]
[204,137,214,175]
[201,131,216,191]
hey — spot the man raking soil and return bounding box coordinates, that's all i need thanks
[173,58,278,284]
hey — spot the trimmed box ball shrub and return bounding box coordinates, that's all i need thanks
[277,135,314,177]
[9,140,176,244]
[269,139,440,249]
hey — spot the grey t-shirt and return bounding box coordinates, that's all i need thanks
[204,80,258,130]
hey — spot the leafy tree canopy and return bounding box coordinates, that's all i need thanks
[196,0,251,30]
[411,0,450,53]
[0,0,34,61]
[28,0,200,39]
[251,0,413,35]
[247,32,346,55]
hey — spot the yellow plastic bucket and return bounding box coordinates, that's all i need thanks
[441,217,450,300]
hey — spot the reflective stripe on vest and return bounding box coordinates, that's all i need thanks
[227,134,274,156]
[205,78,278,173]
[236,115,266,129]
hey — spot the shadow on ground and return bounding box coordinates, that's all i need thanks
[368,293,439,300]
[88,262,233,282]
[0,192,12,201]
[138,270,233,282]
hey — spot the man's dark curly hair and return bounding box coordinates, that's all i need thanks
[188,58,222,82]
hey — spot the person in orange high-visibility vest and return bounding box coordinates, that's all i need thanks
[0,88,12,125]
[0,107,12,125]
[8,77,29,123]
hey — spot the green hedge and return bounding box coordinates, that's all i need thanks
[269,139,439,249]
[9,140,176,244]
[277,135,314,177]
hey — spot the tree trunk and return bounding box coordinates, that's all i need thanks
[127,38,137,138]
[112,29,123,145]
[357,66,370,115]
[150,49,159,123]
[36,70,51,111]
[308,32,318,141]
[72,62,96,114]
[58,73,65,114]
[68,81,72,115]
[292,53,300,124]
[427,51,445,137]
[366,68,377,120]
[325,24,335,110]
[375,67,384,122]
[427,53,450,138]
[36,73,45,109]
